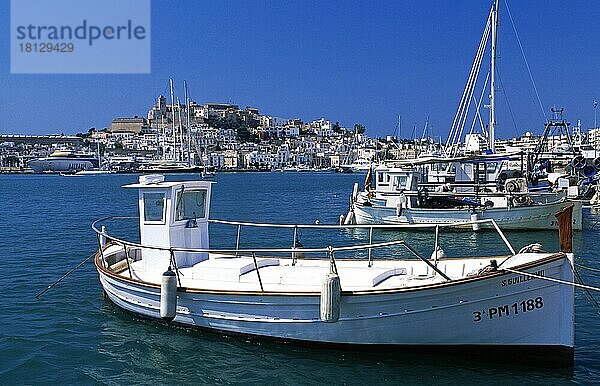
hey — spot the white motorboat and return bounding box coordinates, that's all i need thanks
[92,174,576,363]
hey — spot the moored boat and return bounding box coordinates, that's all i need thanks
[92,174,576,363]
[28,149,98,173]
[344,164,583,230]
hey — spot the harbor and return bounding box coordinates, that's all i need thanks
[2,171,600,383]
[3,0,600,383]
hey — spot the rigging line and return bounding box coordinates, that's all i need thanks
[453,22,490,142]
[447,23,491,157]
[469,71,490,137]
[504,0,547,121]
[445,16,491,154]
[452,20,491,151]
[495,68,519,136]
[454,40,489,154]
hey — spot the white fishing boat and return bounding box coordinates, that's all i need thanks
[344,164,583,230]
[92,174,576,363]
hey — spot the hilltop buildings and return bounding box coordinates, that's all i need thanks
[2,95,599,173]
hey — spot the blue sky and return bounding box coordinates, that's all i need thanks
[0,0,598,139]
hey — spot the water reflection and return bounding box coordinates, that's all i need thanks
[95,301,575,384]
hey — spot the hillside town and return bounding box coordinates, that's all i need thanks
[1,95,599,173]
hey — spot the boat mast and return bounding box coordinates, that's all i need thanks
[489,0,499,153]
[97,140,101,169]
[161,113,166,161]
[169,79,177,162]
[177,97,184,164]
[184,80,192,167]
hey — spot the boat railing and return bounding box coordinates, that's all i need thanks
[208,218,517,260]
[92,216,517,278]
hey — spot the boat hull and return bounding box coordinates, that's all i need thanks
[28,157,98,173]
[352,200,583,230]
[96,254,574,352]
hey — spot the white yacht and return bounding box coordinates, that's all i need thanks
[28,149,98,173]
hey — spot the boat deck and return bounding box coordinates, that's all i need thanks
[101,245,556,293]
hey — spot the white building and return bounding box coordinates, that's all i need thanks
[310,118,334,137]
[245,150,275,168]
[276,146,291,166]
[208,153,225,169]
[260,115,290,128]
[588,127,600,150]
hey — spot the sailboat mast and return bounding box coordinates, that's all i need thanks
[97,140,101,169]
[184,80,192,167]
[489,0,499,153]
[169,79,177,162]
[161,114,165,161]
[177,97,184,164]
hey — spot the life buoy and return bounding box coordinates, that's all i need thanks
[505,180,519,193]
[582,165,596,179]
[512,195,529,206]
[572,155,586,170]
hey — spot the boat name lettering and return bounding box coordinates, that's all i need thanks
[472,296,544,322]
[501,270,544,287]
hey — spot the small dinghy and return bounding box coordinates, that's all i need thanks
[92,174,576,363]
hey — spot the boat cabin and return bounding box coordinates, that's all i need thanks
[374,165,421,193]
[123,175,213,270]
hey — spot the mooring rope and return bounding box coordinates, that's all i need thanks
[35,252,96,299]
[502,267,600,292]
[575,263,600,274]
[572,265,600,312]
[589,219,600,231]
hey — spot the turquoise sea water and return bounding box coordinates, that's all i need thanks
[1,172,599,384]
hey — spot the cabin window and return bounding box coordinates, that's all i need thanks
[143,193,165,223]
[175,189,207,221]
[394,176,407,190]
